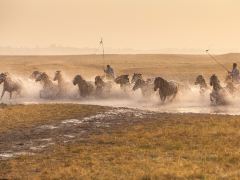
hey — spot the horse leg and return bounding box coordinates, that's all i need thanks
[170,93,177,102]
[1,90,5,99]
[9,92,12,99]
[161,95,166,103]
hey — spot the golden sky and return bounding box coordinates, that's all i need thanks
[0,0,240,53]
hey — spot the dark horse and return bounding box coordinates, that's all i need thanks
[195,75,208,94]
[73,75,94,97]
[115,75,130,91]
[154,77,178,102]
[30,71,42,80]
[210,74,227,105]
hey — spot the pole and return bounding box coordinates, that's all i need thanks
[205,49,229,72]
[100,38,104,60]
[100,38,106,78]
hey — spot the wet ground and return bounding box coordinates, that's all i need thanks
[4,96,240,115]
[0,107,154,160]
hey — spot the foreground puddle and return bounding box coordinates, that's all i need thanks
[61,119,84,124]
[0,108,153,160]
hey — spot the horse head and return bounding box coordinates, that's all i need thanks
[195,75,204,85]
[0,72,7,84]
[95,76,104,87]
[53,70,62,81]
[210,74,219,87]
[154,77,165,91]
[73,75,83,86]
[36,72,49,82]
[30,71,41,79]
[131,73,142,84]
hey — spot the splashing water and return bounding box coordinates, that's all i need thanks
[0,74,240,115]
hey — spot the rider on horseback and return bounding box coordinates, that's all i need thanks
[104,65,115,80]
[228,63,239,83]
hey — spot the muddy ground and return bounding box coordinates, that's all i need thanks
[0,106,153,160]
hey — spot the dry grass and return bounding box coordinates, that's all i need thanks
[0,53,240,81]
[1,54,240,178]
[0,104,108,133]
[1,112,240,179]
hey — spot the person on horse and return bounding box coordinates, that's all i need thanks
[228,63,239,83]
[104,65,115,80]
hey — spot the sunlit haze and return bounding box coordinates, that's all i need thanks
[0,0,240,54]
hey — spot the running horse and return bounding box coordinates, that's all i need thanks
[195,75,208,94]
[30,71,42,80]
[53,70,68,97]
[0,72,21,99]
[36,72,59,99]
[95,76,111,96]
[209,74,227,105]
[73,75,94,97]
[132,75,154,97]
[115,75,130,91]
[131,73,143,84]
[154,77,178,102]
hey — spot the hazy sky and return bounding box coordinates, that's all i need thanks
[0,0,240,53]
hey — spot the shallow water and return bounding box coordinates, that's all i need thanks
[1,80,240,115]
[3,95,239,115]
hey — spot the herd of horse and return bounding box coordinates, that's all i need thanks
[0,70,239,105]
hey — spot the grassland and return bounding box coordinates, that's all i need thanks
[1,108,240,179]
[0,54,240,179]
[0,104,108,133]
[1,53,240,82]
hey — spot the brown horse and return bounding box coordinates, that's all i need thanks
[73,75,94,97]
[210,74,227,105]
[30,71,42,80]
[154,77,178,102]
[195,75,208,94]
[36,72,59,99]
[115,75,130,92]
[0,73,21,99]
[95,76,111,96]
[131,73,143,84]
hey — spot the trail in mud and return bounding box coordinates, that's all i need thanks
[0,108,154,160]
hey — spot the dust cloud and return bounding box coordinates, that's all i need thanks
[0,74,240,115]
